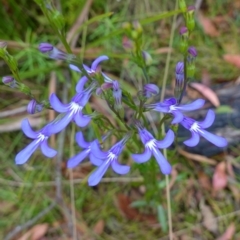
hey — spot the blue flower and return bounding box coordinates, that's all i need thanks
[88,136,130,186]
[15,119,57,164]
[132,127,174,175]
[146,97,205,124]
[69,56,109,92]
[48,84,96,134]
[180,109,227,147]
[67,132,106,168]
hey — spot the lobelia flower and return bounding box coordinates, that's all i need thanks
[15,119,57,164]
[48,83,96,134]
[132,125,174,174]
[88,135,131,186]
[146,97,205,124]
[69,55,109,92]
[67,132,110,168]
[180,109,228,147]
[39,43,75,61]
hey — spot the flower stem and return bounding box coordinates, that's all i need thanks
[160,1,178,238]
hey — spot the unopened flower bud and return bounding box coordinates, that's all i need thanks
[96,87,103,96]
[2,76,18,88]
[39,43,54,53]
[179,27,189,54]
[187,5,195,14]
[142,51,153,66]
[143,83,159,98]
[132,21,142,34]
[175,62,185,101]
[179,26,188,36]
[186,6,196,31]
[39,43,75,60]
[101,82,113,90]
[176,62,184,78]
[122,36,133,51]
[27,99,43,114]
[188,46,197,58]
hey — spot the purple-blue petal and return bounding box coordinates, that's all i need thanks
[67,149,90,168]
[69,64,81,72]
[47,112,73,135]
[171,110,184,124]
[156,130,175,149]
[88,160,111,186]
[132,148,151,163]
[74,112,91,127]
[15,139,40,164]
[91,141,108,159]
[152,104,169,113]
[21,119,38,139]
[199,129,228,147]
[102,73,113,83]
[198,109,215,129]
[89,153,104,166]
[111,160,130,174]
[75,132,90,148]
[49,94,69,113]
[152,149,172,174]
[40,140,57,158]
[76,76,88,93]
[183,131,200,147]
[83,64,91,73]
[91,55,109,70]
[177,99,205,111]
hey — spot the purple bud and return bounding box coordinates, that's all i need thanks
[187,5,195,13]
[27,99,43,114]
[2,76,17,88]
[39,42,74,60]
[101,82,113,90]
[175,62,185,100]
[175,62,184,85]
[179,26,188,36]
[122,36,133,50]
[38,43,54,53]
[143,83,159,98]
[188,46,197,58]
[96,87,103,96]
[175,62,184,75]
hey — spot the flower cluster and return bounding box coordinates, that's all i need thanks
[14,41,227,187]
